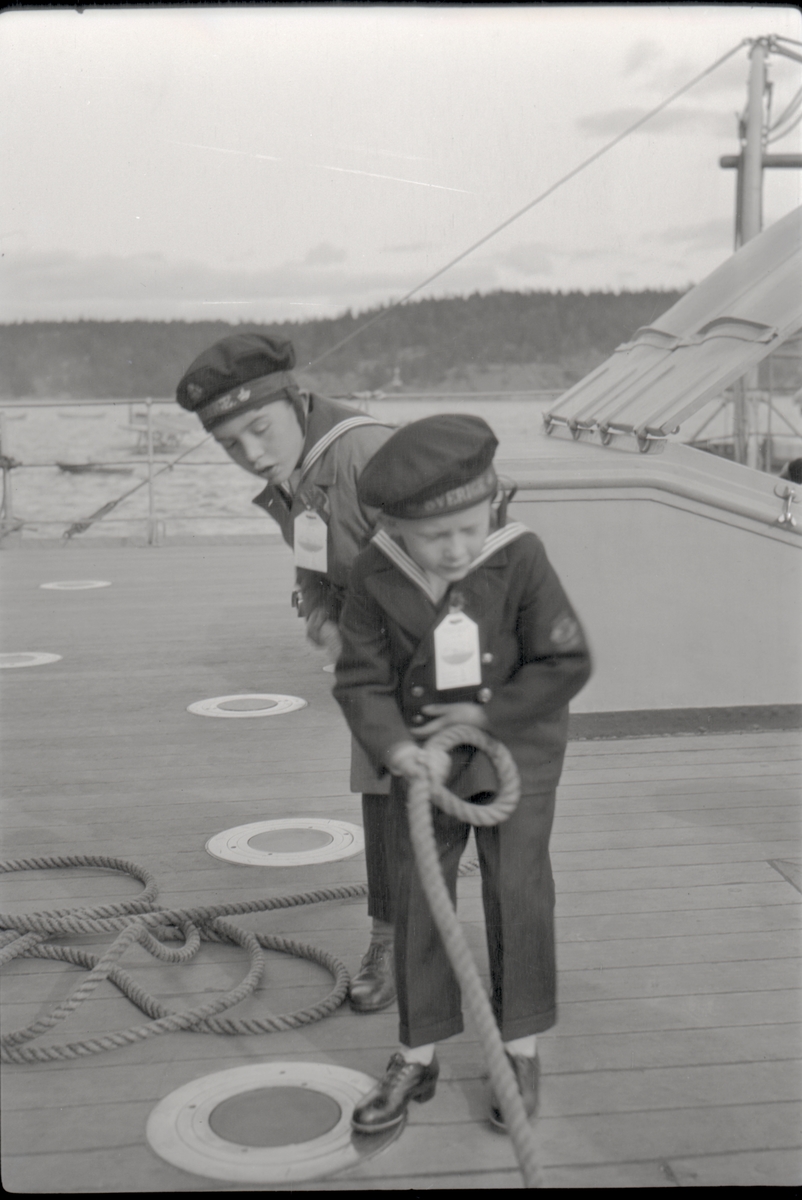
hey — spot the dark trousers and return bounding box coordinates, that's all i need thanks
[386,785,558,1048]
[362,792,395,924]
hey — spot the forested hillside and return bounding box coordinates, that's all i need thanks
[0,289,684,398]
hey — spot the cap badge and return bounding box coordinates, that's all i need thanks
[237,387,251,402]
[186,383,205,403]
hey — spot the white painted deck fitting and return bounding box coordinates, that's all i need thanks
[40,581,112,590]
[187,693,307,718]
[206,818,365,866]
[146,1062,381,1183]
[0,652,62,668]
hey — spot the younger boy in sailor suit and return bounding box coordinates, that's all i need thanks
[176,332,398,1013]
[332,414,592,1133]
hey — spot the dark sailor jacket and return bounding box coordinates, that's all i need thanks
[333,522,593,795]
[252,393,394,624]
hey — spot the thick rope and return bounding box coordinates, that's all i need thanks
[0,856,367,1063]
[0,852,481,1064]
[407,725,543,1189]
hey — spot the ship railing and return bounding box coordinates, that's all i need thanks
[0,391,566,545]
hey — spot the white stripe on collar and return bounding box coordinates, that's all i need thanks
[372,529,439,602]
[372,522,530,604]
[300,415,385,480]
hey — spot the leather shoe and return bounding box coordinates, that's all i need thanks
[489,1051,540,1130]
[348,941,396,1013]
[352,1052,439,1133]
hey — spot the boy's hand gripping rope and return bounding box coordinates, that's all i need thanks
[406,725,542,1190]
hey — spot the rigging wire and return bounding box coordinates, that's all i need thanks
[768,108,802,143]
[768,84,802,132]
[303,38,750,371]
[62,37,751,538]
[61,429,215,541]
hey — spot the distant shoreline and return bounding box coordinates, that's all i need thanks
[0,289,686,400]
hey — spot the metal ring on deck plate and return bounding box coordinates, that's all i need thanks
[0,652,62,669]
[40,580,112,590]
[146,1062,393,1183]
[187,694,307,718]
[206,818,365,866]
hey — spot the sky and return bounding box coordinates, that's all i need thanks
[1,4,801,324]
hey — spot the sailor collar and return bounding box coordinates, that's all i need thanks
[253,396,384,506]
[371,522,530,606]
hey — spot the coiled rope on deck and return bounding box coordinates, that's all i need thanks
[0,852,480,1063]
[0,859,370,1063]
[406,725,542,1190]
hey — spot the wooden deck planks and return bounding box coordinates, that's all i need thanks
[1,542,800,1190]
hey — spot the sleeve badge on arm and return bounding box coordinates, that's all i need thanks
[550,614,581,648]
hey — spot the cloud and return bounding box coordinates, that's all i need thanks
[617,42,751,103]
[649,53,750,100]
[656,216,735,250]
[302,243,347,266]
[577,104,736,139]
[497,242,553,277]
[0,249,429,321]
[623,39,663,76]
[0,240,647,324]
[615,45,752,113]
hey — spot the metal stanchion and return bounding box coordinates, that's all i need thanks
[145,399,159,545]
[0,413,22,547]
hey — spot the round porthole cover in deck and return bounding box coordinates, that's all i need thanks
[206,818,365,866]
[146,1062,398,1183]
[0,652,62,668]
[40,580,112,590]
[187,693,307,718]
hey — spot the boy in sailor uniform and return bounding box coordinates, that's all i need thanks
[332,414,592,1133]
[176,332,398,1013]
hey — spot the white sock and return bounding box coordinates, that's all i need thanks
[504,1034,537,1058]
[400,1042,436,1065]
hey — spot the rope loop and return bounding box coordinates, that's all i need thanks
[0,854,375,1064]
[418,724,521,827]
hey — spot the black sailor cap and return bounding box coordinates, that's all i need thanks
[176,333,297,431]
[358,414,499,519]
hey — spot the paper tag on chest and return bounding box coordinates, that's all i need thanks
[433,611,482,691]
[293,510,328,572]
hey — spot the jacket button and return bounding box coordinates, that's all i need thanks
[477,687,492,703]
[411,714,424,725]
[411,685,425,697]
[481,652,494,664]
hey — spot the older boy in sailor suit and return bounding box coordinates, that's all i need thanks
[333,414,592,1133]
[176,332,398,1012]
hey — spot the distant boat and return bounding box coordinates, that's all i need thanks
[56,462,134,475]
[122,416,188,454]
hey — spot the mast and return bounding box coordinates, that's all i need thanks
[733,40,767,467]
[721,38,802,468]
